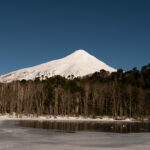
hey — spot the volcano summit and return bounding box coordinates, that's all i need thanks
[0,50,116,82]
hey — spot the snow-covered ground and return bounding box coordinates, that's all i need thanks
[0,114,139,122]
[0,120,150,150]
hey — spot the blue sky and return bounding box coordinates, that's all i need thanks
[0,0,150,74]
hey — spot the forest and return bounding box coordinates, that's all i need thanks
[0,63,150,119]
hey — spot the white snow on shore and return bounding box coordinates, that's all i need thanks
[0,113,143,122]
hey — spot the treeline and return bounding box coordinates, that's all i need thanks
[0,63,150,119]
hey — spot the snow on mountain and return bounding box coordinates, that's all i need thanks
[0,49,116,83]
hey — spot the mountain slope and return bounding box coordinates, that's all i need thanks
[0,49,116,82]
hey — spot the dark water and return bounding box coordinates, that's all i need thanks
[16,120,150,133]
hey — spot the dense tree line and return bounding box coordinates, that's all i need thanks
[0,63,150,119]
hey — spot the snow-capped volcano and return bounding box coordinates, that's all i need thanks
[0,49,116,83]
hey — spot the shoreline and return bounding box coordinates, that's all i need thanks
[0,114,149,122]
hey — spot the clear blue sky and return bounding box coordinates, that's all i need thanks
[0,0,150,74]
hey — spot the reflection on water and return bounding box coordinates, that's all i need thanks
[17,120,150,133]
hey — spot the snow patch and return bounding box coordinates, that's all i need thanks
[0,113,140,122]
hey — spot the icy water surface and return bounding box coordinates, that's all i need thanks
[0,120,150,150]
[17,120,150,133]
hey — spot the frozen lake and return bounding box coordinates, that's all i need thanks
[0,120,150,150]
